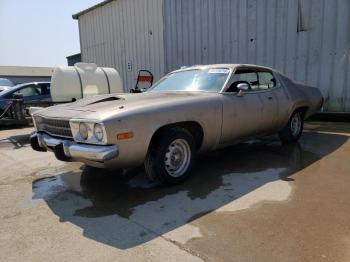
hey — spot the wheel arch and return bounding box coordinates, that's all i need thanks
[148,121,204,153]
[293,105,310,119]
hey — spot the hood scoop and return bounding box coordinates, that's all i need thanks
[87,96,122,105]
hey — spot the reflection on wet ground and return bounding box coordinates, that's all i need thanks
[31,131,348,249]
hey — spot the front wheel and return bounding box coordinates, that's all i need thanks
[279,110,304,143]
[144,127,196,185]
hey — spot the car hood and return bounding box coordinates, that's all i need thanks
[36,92,218,120]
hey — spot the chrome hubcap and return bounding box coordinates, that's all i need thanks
[164,139,191,177]
[291,113,302,137]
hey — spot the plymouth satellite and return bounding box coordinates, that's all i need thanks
[30,64,323,184]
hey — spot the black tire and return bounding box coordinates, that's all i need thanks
[144,127,196,185]
[279,110,304,143]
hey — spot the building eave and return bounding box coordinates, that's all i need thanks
[0,66,54,77]
[72,0,115,20]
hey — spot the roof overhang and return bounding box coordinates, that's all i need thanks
[0,66,54,77]
[72,0,115,19]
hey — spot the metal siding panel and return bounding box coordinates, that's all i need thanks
[182,0,189,65]
[265,0,277,68]
[296,25,308,82]
[319,0,337,110]
[274,0,286,70]
[331,0,349,112]
[115,0,127,87]
[215,0,223,63]
[256,0,266,66]
[285,0,298,78]
[105,5,113,67]
[232,0,240,63]
[208,0,216,63]
[344,1,350,112]
[247,0,257,64]
[124,0,132,86]
[238,0,248,63]
[201,0,210,65]
[193,0,201,64]
[78,0,165,91]
[307,0,323,88]
[100,6,108,66]
[222,0,231,63]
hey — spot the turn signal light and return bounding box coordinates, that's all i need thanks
[117,132,134,140]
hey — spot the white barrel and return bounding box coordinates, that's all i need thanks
[51,63,124,102]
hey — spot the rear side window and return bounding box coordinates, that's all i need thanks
[258,72,276,90]
[229,69,259,91]
[227,68,278,93]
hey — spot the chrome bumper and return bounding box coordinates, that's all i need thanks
[30,132,118,162]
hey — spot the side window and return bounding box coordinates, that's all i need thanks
[238,72,259,90]
[15,86,41,97]
[39,84,50,95]
[227,69,259,92]
[258,71,276,90]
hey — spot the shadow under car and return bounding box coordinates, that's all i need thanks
[32,131,348,249]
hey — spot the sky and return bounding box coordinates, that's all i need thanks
[0,0,102,67]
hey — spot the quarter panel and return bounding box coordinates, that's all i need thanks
[276,72,323,124]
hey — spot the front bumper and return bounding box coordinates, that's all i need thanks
[30,132,118,163]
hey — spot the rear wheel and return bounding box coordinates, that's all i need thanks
[145,127,195,185]
[279,110,304,143]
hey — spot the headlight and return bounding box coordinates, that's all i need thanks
[79,122,89,140]
[70,120,107,145]
[93,123,104,141]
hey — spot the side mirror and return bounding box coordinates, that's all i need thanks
[130,88,147,93]
[237,83,249,96]
[130,88,141,93]
[13,93,24,99]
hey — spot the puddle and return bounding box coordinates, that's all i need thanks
[33,173,82,200]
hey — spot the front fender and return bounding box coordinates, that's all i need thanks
[103,99,222,167]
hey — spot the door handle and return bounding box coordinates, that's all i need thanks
[267,96,273,100]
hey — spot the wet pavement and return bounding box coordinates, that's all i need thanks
[0,122,350,261]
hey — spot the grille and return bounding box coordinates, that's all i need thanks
[34,116,73,138]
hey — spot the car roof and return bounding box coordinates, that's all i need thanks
[11,81,50,90]
[173,64,275,73]
[0,82,50,96]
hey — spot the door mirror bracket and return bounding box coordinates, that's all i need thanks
[237,83,249,97]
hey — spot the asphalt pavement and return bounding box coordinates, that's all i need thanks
[0,122,349,262]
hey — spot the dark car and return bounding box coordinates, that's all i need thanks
[0,82,51,115]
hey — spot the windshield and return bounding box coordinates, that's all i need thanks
[149,69,230,93]
[0,79,14,87]
[0,87,14,98]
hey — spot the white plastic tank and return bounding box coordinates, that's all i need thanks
[50,63,124,102]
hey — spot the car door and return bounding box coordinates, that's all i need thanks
[220,68,266,145]
[15,85,41,102]
[255,70,279,132]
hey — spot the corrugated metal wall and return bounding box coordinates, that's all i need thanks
[78,0,164,91]
[77,0,349,111]
[163,0,350,112]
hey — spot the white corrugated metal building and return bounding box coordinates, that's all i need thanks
[73,0,350,112]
